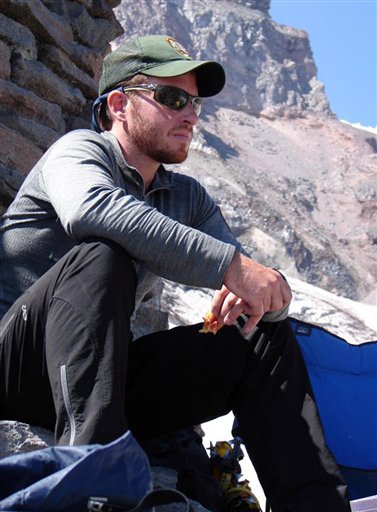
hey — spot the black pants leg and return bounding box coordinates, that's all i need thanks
[126,321,350,512]
[233,320,350,512]
[0,239,136,445]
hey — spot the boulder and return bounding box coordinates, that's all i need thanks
[0,420,54,459]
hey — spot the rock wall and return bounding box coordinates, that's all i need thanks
[0,420,54,459]
[0,0,123,214]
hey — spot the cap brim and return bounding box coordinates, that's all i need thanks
[143,60,225,97]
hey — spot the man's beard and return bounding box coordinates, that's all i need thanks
[130,106,191,164]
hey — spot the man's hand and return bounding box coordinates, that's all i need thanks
[211,252,292,334]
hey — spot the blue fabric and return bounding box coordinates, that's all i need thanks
[339,466,377,501]
[0,430,152,512]
[290,318,377,500]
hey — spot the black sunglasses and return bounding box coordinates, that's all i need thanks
[121,84,204,116]
[91,84,203,133]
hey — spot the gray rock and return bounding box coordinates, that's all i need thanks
[12,54,86,115]
[0,0,74,55]
[0,79,65,133]
[0,123,43,175]
[39,44,98,99]
[70,41,106,83]
[0,13,37,59]
[67,1,123,51]
[150,467,211,511]
[0,420,54,459]
[0,162,25,214]
[0,39,11,80]
[235,0,271,13]
[1,111,61,151]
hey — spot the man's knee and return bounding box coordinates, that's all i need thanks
[44,238,137,319]
[63,238,137,291]
[80,238,135,274]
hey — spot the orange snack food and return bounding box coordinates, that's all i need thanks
[199,311,224,335]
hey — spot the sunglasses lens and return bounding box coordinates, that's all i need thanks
[192,97,203,116]
[155,86,187,110]
[155,86,203,116]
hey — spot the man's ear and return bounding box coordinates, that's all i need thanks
[107,90,127,123]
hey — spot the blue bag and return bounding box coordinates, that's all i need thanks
[0,430,152,512]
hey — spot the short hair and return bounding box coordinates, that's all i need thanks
[98,73,147,131]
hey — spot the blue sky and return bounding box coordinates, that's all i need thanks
[270,0,377,127]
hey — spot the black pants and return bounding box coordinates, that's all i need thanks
[0,239,350,511]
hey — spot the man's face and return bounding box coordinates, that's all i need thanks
[125,72,200,166]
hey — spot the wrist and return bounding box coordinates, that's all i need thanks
[224,251,241,288]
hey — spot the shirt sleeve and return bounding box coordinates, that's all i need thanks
[187,178,250,257]
[41,130,235,290]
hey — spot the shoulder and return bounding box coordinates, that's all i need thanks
[166,171,217,217]
[45,129,116,163]
[168,170,208,194]
[50,129,110,149]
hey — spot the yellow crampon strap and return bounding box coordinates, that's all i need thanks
[209,439,262,512]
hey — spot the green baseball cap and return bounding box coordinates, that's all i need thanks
[98,35,226,97]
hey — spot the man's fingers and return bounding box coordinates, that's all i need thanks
[242,312,264,334]
[223,298,246,325]
[281,279,293,305]
[213,256,293,332]
[211,285,231,317]
[212,286,245,324]
[262,271,292,312]
[234,300,265,333]
[268,290,283,312]
[224,253,293,316]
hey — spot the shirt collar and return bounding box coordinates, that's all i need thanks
[101,131,174,193]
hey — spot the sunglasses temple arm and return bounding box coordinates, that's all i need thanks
[92,92,113,133]
[91,87,125,133]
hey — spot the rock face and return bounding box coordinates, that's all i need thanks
[0,420,54,459]
[0,0,123,213]
[180,111,376,303]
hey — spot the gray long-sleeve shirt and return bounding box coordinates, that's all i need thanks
[0,129,243,327]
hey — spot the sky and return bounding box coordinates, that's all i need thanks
[269,0,377,128]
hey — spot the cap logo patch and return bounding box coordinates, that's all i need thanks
[166,37,191,58]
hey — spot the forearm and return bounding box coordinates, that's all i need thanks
[72,190,236,288]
